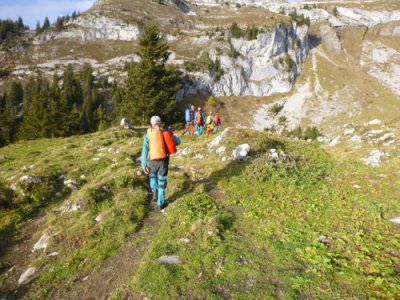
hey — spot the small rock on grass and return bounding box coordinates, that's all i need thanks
[389,217,400,224]
[18,267,37,285]
[33,234,50,251]
[157,255,182,265]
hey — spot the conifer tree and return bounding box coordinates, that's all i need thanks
[95,105,108,131]
[18,76,49,140]
[111,84,122,123]
[43,17,50,31]
[35,21,42,35]
[81,63,95,132]
[122,22,182,124]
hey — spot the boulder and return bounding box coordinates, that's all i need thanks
[18,267,37,285]
[120,118,133,129]
[33,234,50,251]
[157,255,182,265]
[233,144,250,160]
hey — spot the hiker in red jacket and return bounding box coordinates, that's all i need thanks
[213,112,221,133]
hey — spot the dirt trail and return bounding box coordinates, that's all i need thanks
[52,207,162,300]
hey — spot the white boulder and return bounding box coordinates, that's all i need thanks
[33,234,50,251]
[18,267,37,285]
[233,144,250,160]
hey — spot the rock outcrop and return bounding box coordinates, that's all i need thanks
[183,23,309,97]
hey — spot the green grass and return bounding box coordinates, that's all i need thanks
[111,129,399,299]
[1,128,399,299]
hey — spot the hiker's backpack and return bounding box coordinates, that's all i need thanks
[163,130,177,155]
[214,113,220,125]
[185,109,191,122]
[196,111,203,125]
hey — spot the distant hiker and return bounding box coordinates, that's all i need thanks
[205,112,214,135]
[141,116,181,210]
[195,107,205,136]
[213,111,221,133]
[182,104,195,136]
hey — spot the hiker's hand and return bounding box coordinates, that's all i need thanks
[143,167,149,174]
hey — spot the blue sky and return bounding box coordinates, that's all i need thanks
[0,0,95,28]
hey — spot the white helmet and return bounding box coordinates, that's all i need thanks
[150,115,161,125]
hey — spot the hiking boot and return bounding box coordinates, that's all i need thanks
[160,201,168,210]
[151,190,157,202]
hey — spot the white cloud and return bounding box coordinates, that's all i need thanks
[0,0,96,28]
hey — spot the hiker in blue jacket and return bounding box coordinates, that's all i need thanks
[141,116,181,210]
[182,104,195,136]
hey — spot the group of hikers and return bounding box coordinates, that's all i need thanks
[182,104,221,137]
[141,104,222,211]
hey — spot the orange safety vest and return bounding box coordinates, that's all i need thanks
[148,128,167,160]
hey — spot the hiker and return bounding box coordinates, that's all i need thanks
[141,116,181,210]
[213,111,221,133]
[182,104,195,136]
[205,111,214,135]
[195,107,205,136]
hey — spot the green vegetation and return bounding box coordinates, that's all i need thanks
[107,129,400,299]
[227,38,240,58]
[289,10,311,26]
[209,57,224,82]
[229,22,244,39]
[284,125,322,141]
[0,64,107,147]
[207,96,219,108]
[121,23,183,125]
[0,17,28,50]
[269,103,284,115]
[333,6,339,17]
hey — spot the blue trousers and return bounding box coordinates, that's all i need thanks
[196,125,204,136]
[149,158,169,207]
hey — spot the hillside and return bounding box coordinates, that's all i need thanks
[1,0,400,137]
[0,126,399,299]
[1,0,400,297]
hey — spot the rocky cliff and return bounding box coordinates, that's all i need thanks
[185,23,309,97]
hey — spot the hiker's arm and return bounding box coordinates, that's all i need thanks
[173,135,181,146]
[141,134,149,169]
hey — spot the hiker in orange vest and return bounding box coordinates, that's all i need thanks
[141,116,181,210]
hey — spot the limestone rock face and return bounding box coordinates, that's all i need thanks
[184,23,309,97]
[34,14,141,44]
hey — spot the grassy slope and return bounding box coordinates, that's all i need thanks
[1,127,398,299]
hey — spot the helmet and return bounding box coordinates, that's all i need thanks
[150,116,161,125]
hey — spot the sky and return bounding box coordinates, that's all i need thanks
[0,0,96,29]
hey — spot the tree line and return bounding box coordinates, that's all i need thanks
[0,64,107,147]
[0,23,184,147]
[0,17,29,50]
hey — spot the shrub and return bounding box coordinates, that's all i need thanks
[227,38,240,58]
[207,96,219,107]
[229,22,244,39]
[269,103,284,115]
[278,116,287,126]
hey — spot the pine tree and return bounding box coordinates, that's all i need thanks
[95,105,108,131]
[62,64,82,106]
[35,21,42,35]
[111,84,123,123]
[81,63,95,132]
[122,22,182,124]
[43,17,50,31]
[18,76,49,140]
[0,83,24,144]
